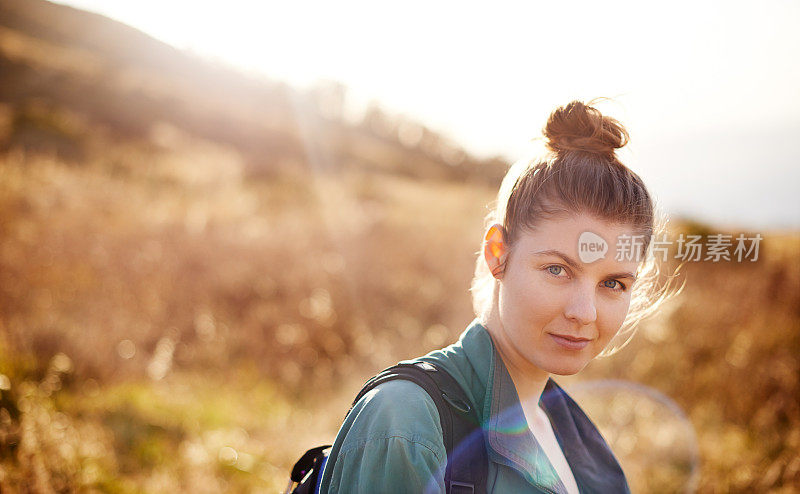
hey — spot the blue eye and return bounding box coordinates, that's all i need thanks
[602,280,625,291]
[547,265,565,276]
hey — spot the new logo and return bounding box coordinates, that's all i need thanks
[578,231,608,263]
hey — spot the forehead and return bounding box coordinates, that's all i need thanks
[516,213,642,270]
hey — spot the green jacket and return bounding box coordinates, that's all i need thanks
[319,319,630,493]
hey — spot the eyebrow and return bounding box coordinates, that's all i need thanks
[531,249,638,280]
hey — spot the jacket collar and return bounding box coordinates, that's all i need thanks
[419,319,630,493]
[485,341,567,492]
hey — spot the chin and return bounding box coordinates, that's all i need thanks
[544,360,587,376]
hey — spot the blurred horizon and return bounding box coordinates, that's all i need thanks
[50,0,800,230]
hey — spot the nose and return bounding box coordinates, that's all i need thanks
[564,283,597,326]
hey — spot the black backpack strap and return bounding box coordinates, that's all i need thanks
[287,444,331,494]
[351,362,488,494]
[424,362,488,494]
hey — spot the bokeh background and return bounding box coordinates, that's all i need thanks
[0,0,798,492]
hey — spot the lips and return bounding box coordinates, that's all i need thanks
[549,333,591,350]
[550,334,590,342]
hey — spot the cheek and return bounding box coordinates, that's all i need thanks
[598,297,632,337]
[502,272,564,322]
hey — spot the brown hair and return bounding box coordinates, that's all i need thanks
[470,99,683,357]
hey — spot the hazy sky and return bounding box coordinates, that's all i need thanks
[54,0,800,229]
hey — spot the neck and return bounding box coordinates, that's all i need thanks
[482,287,551,412]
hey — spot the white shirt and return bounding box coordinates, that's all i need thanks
[528,404,580,494]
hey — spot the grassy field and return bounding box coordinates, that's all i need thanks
[0,2,798,490]
[0,143,798,492]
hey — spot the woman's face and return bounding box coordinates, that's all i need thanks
[487,212,642,376]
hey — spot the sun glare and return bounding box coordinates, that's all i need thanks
[51,0,800,228]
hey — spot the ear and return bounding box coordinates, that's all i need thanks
[483,223,507,278]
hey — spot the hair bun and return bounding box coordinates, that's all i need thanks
[543,100,629,158]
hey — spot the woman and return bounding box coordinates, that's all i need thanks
[318,100,677,493]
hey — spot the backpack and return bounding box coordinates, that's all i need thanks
[285,361,489,494]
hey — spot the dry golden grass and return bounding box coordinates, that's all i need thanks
[0,139,496,491]
[0,136,798,493]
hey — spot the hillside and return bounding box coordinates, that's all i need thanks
[0,0,507,182]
